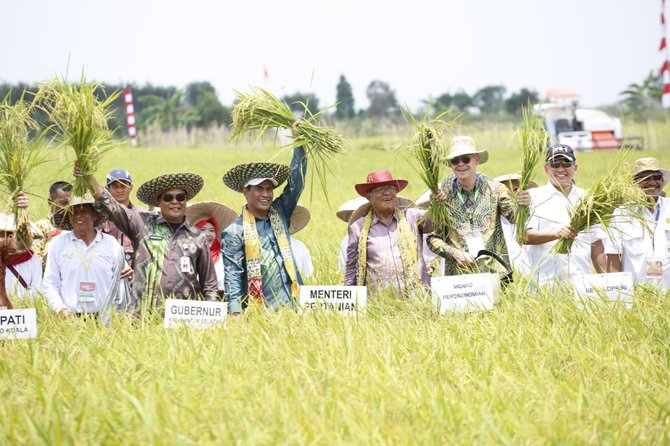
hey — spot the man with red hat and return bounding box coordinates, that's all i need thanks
[344,170,432,296]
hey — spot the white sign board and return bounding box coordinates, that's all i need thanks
[0,308,37,340]
[573,272,634,308]
[299,286,366,316]
[164,299,227,329]
[431,273,499,314]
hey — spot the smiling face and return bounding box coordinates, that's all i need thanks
[449,153,480,183]
[545,156,577,190]
[367,184,398,216]
[68,204,97,233]
[243,180,275,218]
[200,221,216,247]
[157,188,187,224]
[635,170,665,200]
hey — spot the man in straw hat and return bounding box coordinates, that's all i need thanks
[524,144,606,286]
[428,136,529,277]
[345,170,431,295]
[289,203,314,278]
[221,144,307,313]
[43,194,126,317]
[336,197,368,271]
[78,166,219,309]
[606,157,670,288]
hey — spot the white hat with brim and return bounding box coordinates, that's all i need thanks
[136,172,204,207]
[416,189,432,210]
[446,136,489,165]
[633,158,670,184]
[53,194,107,231]
[185,201,239,233]
[0,214,40,236]
[223,162,291,193]
[348,196,415,226]
[336,197,369,223]
[289,204,310,235]
[493,173,538,189]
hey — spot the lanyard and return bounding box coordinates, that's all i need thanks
[73,239,98,277]
[454,178,480,206]
[649,204,661,253]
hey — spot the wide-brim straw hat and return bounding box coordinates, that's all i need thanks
[446,136,489,165]
[223,162,291,192]
[348,196,415,226]
[185,201,239,233]
[289,204,310,235]
[336,197,369,223]
[633,157,670,184]
[54,194,107,231]
[136,172,204,207]
[0,214,40,236]
[493,173,538,189]
[354,170,409,197]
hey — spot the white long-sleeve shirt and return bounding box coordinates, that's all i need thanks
[43,230,124,314]
[4,254,42,298]
[290,237,314,278]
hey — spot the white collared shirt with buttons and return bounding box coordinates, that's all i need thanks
[501,217,532,275]
[605,197,670,289]
[42,230,125,314]
[527,183,603,286]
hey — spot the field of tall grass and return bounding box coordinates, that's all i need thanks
[3,123,670,443]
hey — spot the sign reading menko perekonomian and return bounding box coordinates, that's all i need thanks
[0,308,37,340]
[431,273,499,314]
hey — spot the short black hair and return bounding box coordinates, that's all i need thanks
[49,181,73,200]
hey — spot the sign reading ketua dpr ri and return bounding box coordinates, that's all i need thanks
[0,308,37,340]
[299,286,367,316]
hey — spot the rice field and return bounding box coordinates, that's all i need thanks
[2,123,670,444]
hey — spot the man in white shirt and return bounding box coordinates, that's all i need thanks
[43,195,125,317]
[525,144,606,287]
[606,157,670,289]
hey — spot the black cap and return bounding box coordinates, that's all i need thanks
[546,144,576,162]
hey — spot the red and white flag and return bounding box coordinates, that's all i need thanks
[661,0,670,107]
[123,88,138,146]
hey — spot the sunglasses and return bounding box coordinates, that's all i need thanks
[450,156,472,166]
[162,193,186,203]
[549,160,574,169]
[634,172,664,182]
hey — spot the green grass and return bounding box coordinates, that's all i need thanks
[3,124,670,443]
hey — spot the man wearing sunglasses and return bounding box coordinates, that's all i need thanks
[78,165,219,310]
[605,157,670,289]
[525,144,606,286]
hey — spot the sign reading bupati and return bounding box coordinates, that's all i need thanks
[573,272,634,308]
[299,286,366,316]
[431,273,499,314]
[164,299,227,329]
[0,309,37,340]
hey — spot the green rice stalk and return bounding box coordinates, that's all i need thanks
[230,88,344,202]
[0,93,49,239]
[514,104,547,244]
[552,150,648,254]
[37,77,120,196]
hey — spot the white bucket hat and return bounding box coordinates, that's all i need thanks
[445,136,489,165]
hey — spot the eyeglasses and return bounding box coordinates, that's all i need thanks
[549,160,574,169]
[634,172,664,182]
[450,156,472,166]
[162,193,186,202]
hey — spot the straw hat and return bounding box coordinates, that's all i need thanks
[136,172,204,207]
[493,173,538,189]
[445,136,489,164]
[185,201,238,233]
[416,189,432,209]
[354,170,408,197]
[289,204,310,235]
[223,162,291,192]
[633,158,670,183]
[54,194,107,231]
[0,214,40,236]
[336,197,369,223]
[348,196,415,225]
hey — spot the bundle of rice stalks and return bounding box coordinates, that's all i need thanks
[514,105,547,244]
[400,109,455,227]
[38,77,120,196]
[0,94,49,239]
[230,88,344,200]
[552,151,648,254]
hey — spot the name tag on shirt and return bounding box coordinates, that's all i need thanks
[645,258,664,282]
[78,282,96,303]
[180,256,193,274]
[465,233,485,258]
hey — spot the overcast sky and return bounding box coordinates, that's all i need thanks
[1,0,662,109]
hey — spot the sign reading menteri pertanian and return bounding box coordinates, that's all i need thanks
[431,273,499,314]
[299,286,366,316]
[0,308,37,340]
[164,299,227,329]
[573,272,634,308]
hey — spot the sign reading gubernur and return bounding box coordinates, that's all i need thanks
[0,308,37,340]
[431,273,499,314]
[299,286,366,316]
[164,299,227,329]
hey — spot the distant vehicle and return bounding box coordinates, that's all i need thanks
[536,91,643,151]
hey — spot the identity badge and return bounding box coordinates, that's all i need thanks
[78,282,96,303]
[180,256,193,273]
[645,257,664,282]
[465,233,485,258]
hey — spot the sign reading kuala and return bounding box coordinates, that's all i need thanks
[573,272,634,308]
[164,299,227,329]
[431,273,499,314]
[299,286,367,316]
[0,309,37,340]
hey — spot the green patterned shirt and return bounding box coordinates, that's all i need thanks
[428,173,516,276]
